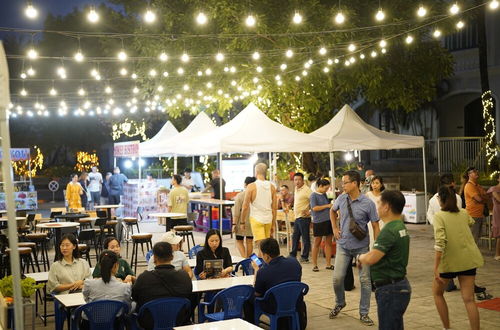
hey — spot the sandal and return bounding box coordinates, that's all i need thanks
[312,266,319,272]
[326,265,334,270]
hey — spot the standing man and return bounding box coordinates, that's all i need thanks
[329,170,380,326]
[241,163,277,256]
[100,172,112,205]
[289,173,312,263]
[109,167,128,205]
[358,190,411,330]
[88,166,103,209]
[181,168,194,192]
[463,167,489,243]
[361,169,375,194]
[209,169,226,200]
[167,174,189,231]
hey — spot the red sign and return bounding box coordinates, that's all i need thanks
[113,141,140,158]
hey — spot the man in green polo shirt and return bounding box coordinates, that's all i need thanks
[358,190,411,330]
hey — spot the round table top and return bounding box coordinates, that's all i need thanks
[95,204,123,209]
[36,222,80,228]
[58,213,89,219]
[0,217,27,222]
[149,212,186,218]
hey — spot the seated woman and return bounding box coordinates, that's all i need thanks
[147,231,193,278]
[47,233,91,294]
[195,229,233,279]
[84,250,132,311]
[93,237,135,283]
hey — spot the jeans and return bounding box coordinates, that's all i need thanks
[290,217,311,260]
[375,278,411,330]
[333,245,371,314]
[90,192,100,205]
[471,217,484,244]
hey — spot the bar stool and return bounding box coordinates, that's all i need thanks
[78,244,92,267]
[17,241,40,272]
[78,218,93,230]
[130,233,153,273]
[5,247,35,273]
[104,220,118,237]
[173,225,196,251]
[122,217,140,240]
[25,232,50,271]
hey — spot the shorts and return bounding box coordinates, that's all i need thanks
[440,268,476,279]
[250,217,272,241]
[236,235,254,240]
[313,221,333,237]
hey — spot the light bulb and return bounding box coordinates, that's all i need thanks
[87,8,99,23]
[162,71,169,77]
[20,72,27,79]
[379,39,387,48]
[371,51,378,57]
[348,43,356,52]
[417,6,427,17]
[360,53,365,59]
[177,67,184,75]
[292,12,303,24]
[144,9,156,23]
[159,52,168,62]
[183,84,189,91]
[490,0,499,9]
[245,15,256,27]
[205,68,212,75]
[230,66,236,73]
[181,53,190,62]
[20,89,28,96]
[206,82,213,88]
[327,58,333,65]
[157,85,164,92]
[405,35,414,44]
[285,49,293,58]
[74,50,84,62]
[131,73,138,79]
[334,12,345,24]
[215,52,225,62]
[256,66,263,73]
[252,51,260,60]
[27,48,38,59]
[105,86,112,94]
[280,63,287,71]
[27,67,35,76]
[433,29,442,38]
[57,67,67,79]
[319,47,327,55]
[117,50,127,61]
[25,4,38,19]
[78,88,85,96]
[456,20,464,29]
[375,9,385,21]
[49,88,57,96]
[323,67,330,73]
[120,68,128,76]
[133,87,139,94]
[449,3,459,15]
[149,69,157,76]
[196,12,207,25]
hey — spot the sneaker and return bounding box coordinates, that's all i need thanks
[445,282,458,292]
[476,291,493,300]
[300,258,310,263]
[360,314,374,326]
[312,266,319,272]
[474,285,486,293]
[329,304,345,319]
[325,265,334,270]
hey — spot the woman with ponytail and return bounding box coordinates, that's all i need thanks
[83,250,132,311]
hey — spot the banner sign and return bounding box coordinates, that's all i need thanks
[114,141,140,158]
[0,148,30,161]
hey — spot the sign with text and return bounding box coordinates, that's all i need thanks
[0,148,30,161]
[114,141,140,158]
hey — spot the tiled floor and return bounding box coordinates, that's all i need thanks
[24,217,500,329]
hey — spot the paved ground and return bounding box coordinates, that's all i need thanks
[22,204,500,329]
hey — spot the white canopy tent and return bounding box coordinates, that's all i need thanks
[174,103,331,155]
[139,120,178,157]
[311,104,427,212]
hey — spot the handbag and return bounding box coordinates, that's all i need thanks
[346,198,367,240]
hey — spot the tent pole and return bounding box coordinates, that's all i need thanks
[174,156,178,174]
[114,157,116,168]
[192,156,195,171]
[218,152,223,237]
[330,152,336,201]
[422,146,429,224]
[0,113,24,330]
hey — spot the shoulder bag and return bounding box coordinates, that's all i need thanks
[346,198,367,240]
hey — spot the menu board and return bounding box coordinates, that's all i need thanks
[0,191,37,210]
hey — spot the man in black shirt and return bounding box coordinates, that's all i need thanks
[132,242,193,329]
[209,169,226,200]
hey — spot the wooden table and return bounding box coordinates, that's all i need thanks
[149,212,187,232]
[189,199,235,234]
[36,222,80,250]
[192,275,254,293]
[187,256,244,269]
[175,319,263,329]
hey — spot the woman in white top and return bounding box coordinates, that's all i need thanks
[47,234,91,294]
[365,176,385,249]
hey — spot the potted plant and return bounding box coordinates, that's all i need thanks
[0,276,44,304]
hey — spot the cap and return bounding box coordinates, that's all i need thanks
[161,231,183,245]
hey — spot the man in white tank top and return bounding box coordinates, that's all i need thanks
[241,163,277,255]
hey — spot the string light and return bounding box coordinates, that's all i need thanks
[405,35,414,44]
[105,86,112,94]
[20,89,28,96]
[334,12,345,24]
[133,86,139,94]
[78,88,86,96]
[280,63,287,71]
[245,15,256,27]
[20,72,27,79]
[56,66,67,79]
[370,50,378,57]
[27,48,38,60]
[120,68,128,76]
[49,88,58,96]
[131,73,138,79]
[375,9,385,21]
[144,9,156,23]
[159,52,168,62]
[379,39,387,48]
[117,50,128,61]
[456,20,465,29]
[177,67,184,75]
[482,90,496,166]
[27,67,35,76]
[292,12,303,24]
[196,12,208,25]
[252,51,261,60]
[319,47,327,55]
[449,3,460,15]
[181,53,190,62]
[490,0,499,9]
[215,52,225,62]
[25,4,38,19]
[417,6,427,17]
[348,43,356,52]
[285,49,294,58]
[433,29,442,38]
[74,50,84,62]
[87,8,99,23]
[149,69,157,76]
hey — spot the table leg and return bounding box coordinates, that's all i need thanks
[166,217,171,232]
[208,206,213,230]
[53,228,62,262]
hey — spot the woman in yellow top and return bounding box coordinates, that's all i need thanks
[433,186,483,330]
[66,174,83,209]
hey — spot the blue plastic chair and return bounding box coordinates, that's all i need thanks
[71,300,129,330]
[198,285,254,322]
[145,249,153,263]
[137,297,191,330]
[254,281,309,330]
[188,244,204,259]
[232,258,264,275]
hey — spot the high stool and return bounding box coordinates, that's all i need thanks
[78,244,92,267]
[78,229,99,262]
[130,233,153,273]
[5,247,35,273]
[25,232,50,271]
[104,220,118,237]
[78,218,93,230]
[18,241,40,272]
[122,217,140,240]
[173,225,196,251]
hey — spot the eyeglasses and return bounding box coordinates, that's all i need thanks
[341,181,352,185]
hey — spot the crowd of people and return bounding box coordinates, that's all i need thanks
[48,161,498,330]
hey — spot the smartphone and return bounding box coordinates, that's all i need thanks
[249,253,263,267]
